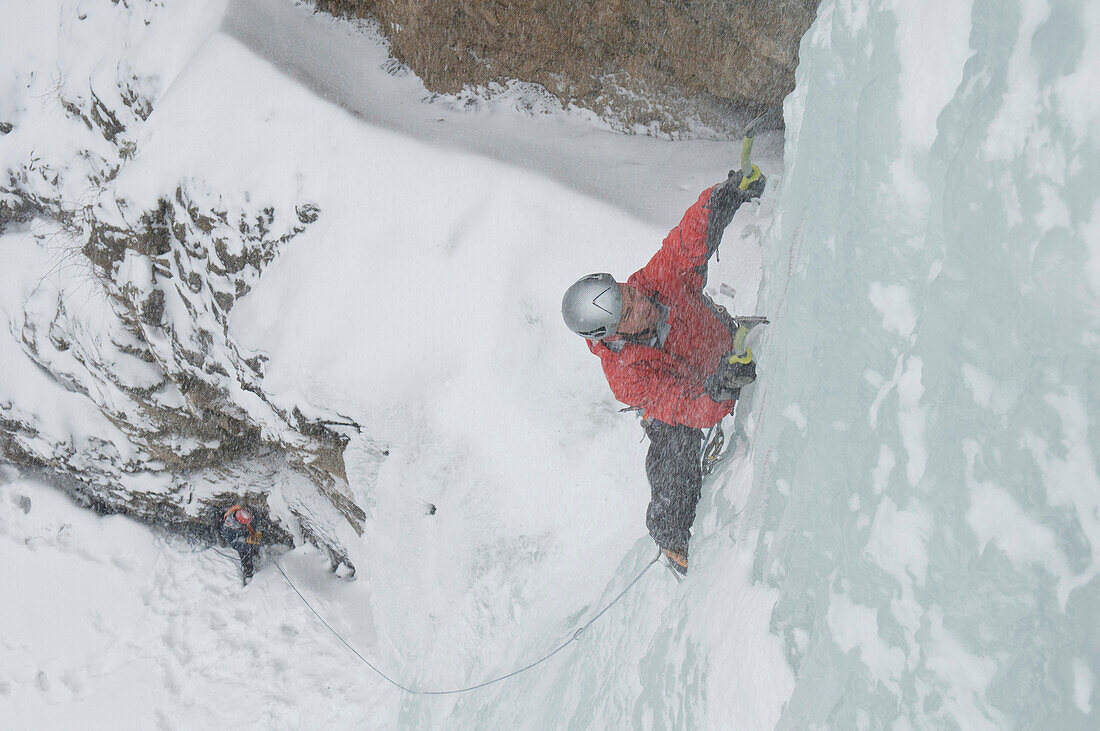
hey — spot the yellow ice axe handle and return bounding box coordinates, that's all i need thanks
[731,322,752,357]
[728,348,753,365]
[739,135,761,191]
[739,164,762,192]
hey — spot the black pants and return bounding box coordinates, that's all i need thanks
[234,542,258,579]
[220,527,258,580]
[644,420,703,553]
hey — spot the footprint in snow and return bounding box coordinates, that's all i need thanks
[10,494,31,513]
[60,668,86,697]
[111,553,139,571]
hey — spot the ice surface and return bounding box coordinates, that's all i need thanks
[753,0,1100,726]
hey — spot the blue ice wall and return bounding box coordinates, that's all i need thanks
[753,0,1100,726]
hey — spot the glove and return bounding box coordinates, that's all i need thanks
[709,167,766,215]
[734,166,766,200]
[704,168,765,259]
[704,359,757,402]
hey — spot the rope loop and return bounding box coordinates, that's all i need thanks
[264,547,663,695]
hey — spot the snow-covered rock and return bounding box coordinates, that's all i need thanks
[1,0,364,568]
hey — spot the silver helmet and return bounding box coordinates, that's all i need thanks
[562,273,621,340]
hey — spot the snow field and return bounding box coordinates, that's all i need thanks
[3,0,788,727]
[0,470,388,727]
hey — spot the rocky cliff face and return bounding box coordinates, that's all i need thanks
[0,0,366,571]
[315,0,819,134]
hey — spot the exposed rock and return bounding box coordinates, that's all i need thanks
[0,5,372,572]
[314,0,819,134]
[3,175,366,569]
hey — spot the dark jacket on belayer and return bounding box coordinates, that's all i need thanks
[561,164,766,575]
[219,504,263,585]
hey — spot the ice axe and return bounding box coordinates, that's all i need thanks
[727,316,769,365]
[737,113,767,193]
[725,112,770,365]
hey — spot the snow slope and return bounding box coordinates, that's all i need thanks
[2,0,785,727]
[0,466,389,727]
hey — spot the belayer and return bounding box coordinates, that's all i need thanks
[219,503,264,585]
[561,166,765,575]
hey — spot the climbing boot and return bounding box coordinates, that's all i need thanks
[664,548,689,576]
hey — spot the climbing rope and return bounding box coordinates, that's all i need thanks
[271,549,663,695]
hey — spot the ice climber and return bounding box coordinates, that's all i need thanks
[220,504,263,585]
[561,168,765,575]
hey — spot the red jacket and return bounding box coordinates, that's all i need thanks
[587,187,736,428]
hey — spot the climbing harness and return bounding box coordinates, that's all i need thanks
[261,548,663,695]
